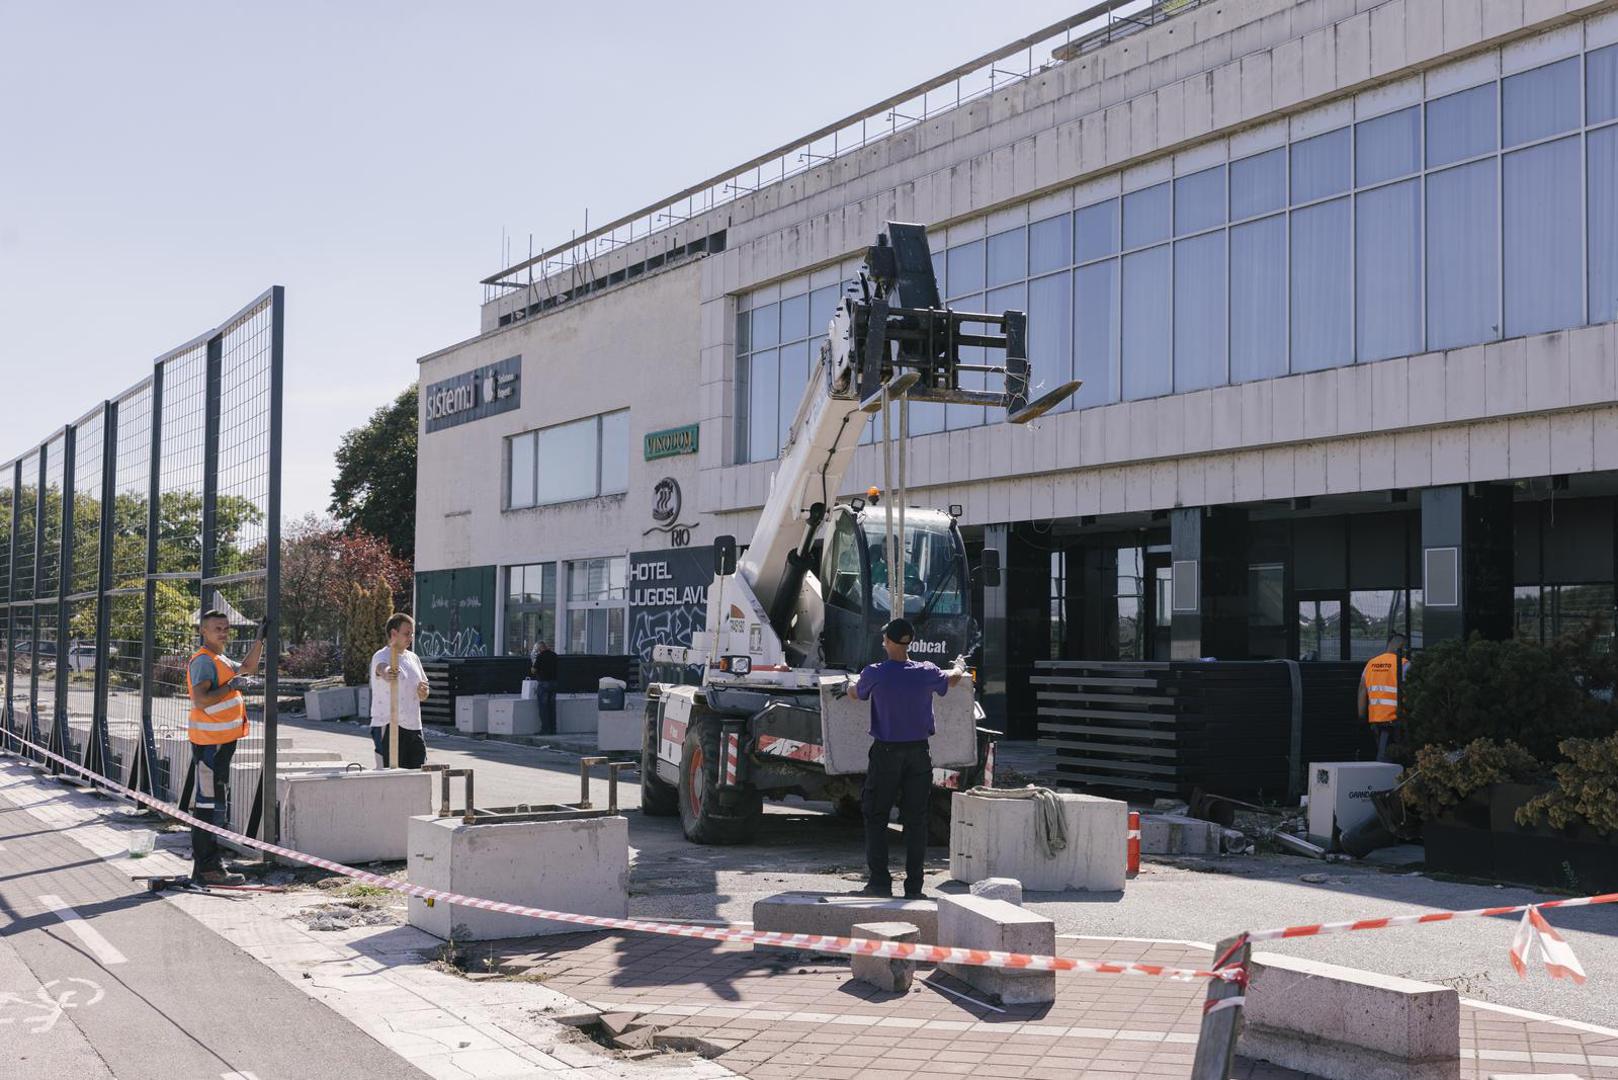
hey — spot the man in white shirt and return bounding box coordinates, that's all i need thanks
[370,613,430,769]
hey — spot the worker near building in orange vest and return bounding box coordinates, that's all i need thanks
[1357,631,1410,763]
[185,608,267,886]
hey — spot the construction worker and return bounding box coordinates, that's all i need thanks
[843,617,966,899]
[1358,631,1410,762]
[370,613,430,769]
[186,609,266,886]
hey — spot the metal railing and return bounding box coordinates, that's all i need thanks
[482,0,1212,303]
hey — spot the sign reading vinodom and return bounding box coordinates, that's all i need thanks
[643,423,699,461]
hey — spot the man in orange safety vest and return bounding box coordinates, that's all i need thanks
[1357,631,1409,762]
[186,608,267,885]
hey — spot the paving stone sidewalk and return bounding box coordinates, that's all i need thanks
[472,930,1618,1080]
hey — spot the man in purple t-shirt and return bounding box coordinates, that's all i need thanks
[846,617,966,898]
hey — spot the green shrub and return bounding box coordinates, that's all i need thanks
[1402,633,1615,761]
[341,575,393,687]
[1516,735,1618,835]
[1399,738,1542,822]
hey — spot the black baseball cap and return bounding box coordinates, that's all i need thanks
[883,618,915,643]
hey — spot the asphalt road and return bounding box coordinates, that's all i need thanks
[0,785,426,1080]
[283,717,1618,1029]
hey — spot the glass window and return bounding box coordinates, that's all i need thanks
[508,432,535,509]
[1356,179,1423,362]
[1503,57,1581,148]
[735,309,750,354]
[946,240,985,299]
[1427,159,1499,349]
[1029,213,1073,274]
[1175,166,1226,235]
[534,417,597,505]
[1504,137,1584,337]
[1591,44,1618,125]
[1123,246,1173,399]
[1298,599,1342,661]
[1123,183,1171,248]
[599,411,628,495]
[1590,127,1618,325]
[747,349,779,462]
[568,556,626,601]
[987,228,1027,287]
[1076,199,1119,262]
[1349,589,1411,661]
[809,284,841,338]
[1230,215,1288,383]
[777,340,811,448]
[1290,127,1351,203]
[1356,107,1421,186]
[1514,584,1544,642]
[1428,84,1498,167]
[981,283,1023,425]
[504,563,556,657]
[779,292,809,342]
[566,607,626,654]
[1231,148,1286,220]
[1290,198,1353,371]
[750,303,779,349]
[1029,272,1074,413]
[1174,232,1226,391]
[1076,260,1121,408]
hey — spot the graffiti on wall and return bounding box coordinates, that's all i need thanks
[628,546,712,670]
[414,567,495,658]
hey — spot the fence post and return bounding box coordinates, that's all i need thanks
[1189,932,1250,1080]
[136,361,164,798]
[88,400,118,779]
[29,449,46,762]
[2,461,18,751]
[52,424,76,773]
[262,285,285,847]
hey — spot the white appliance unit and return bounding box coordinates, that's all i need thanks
[1306,762,1403,849]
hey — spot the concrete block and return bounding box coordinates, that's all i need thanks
[304,686,356,721]
[487,696,539,736]
[949,790,1126,892]
[597,706,642,753]
[407,813,630,940]
[277,769,433,864]
[969,877,1023,905]
[1241,952,1460,1080]
[1140,814,1222,856]
[557,693,598,735]
[752,892,938,943]
[849,921,918,993]
[455,694,490,735]
[355,687,372,720]
[937,894,1056,1005]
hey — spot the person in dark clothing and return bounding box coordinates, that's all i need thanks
[530,640,559,735]
[844,617,966,898]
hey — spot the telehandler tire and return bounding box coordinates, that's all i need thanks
[678,719,762,845]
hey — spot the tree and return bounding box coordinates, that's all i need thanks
[342,574,394,686]
[330,385,417,560]
[279,514,411,646]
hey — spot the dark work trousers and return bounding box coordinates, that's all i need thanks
[371,725,427,770]
[863,739,932,893]
[535,680,558,735]
[190,740,237,875]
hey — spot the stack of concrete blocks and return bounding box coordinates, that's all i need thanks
[1241,953,1461,1080]
[407,812,629,940]
[278,769,433,863]
[950,790,1127,891]
[752,892,939,943]
[1140,814,1224,856]
[304,686,357,721]
[454,694,490,735]
[850,921,920,993]
[486,695,539,736]
[937,893,1056,1005]
[556,693,599,735]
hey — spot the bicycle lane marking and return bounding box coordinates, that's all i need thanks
[36,896,129,966]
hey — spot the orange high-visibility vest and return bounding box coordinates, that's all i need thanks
[1362,651,1406,725]
[187,648,247,745]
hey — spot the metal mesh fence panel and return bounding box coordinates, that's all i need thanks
[1,288,283,839]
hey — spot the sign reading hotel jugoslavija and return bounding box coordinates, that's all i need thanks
[423,355,521,433]
[644,423,699,460]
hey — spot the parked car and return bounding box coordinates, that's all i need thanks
[66,643,117,673]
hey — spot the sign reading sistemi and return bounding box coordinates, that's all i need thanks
[423,355,521,433]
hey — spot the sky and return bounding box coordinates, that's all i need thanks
[1,0,1091,520]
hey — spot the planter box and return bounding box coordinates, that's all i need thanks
[1425,783,1618,893]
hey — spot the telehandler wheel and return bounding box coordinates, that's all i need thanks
[679,719,762,845]
[639,702,679,817]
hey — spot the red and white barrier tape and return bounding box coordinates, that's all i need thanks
[0,734,1236,983]
[1248,891,1618,943]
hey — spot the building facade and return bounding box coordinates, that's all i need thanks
[418,0,1618,736]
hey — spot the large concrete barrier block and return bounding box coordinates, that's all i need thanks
[455,695,490,735]
[487,696,540,736]
[1242,952,1461,1080]
[1140,813,1222,855]
[597,709,642,752]
[355,687,372,720]
[407,813,629,941]
[557,693,599,734]
[752,892,938,943]
[278,769,433,864]
[850,921,919,993]
[937,894,1055,1005]
[304,686,357,721]
[949,790,1126,891]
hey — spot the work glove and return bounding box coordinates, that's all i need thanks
[256,616,275,642]
[829,676,853,700]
